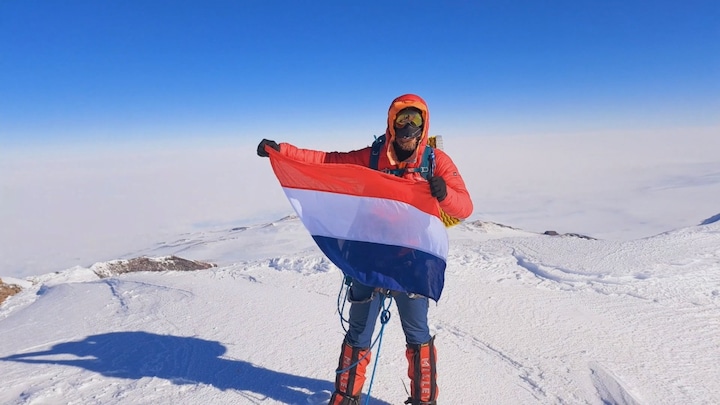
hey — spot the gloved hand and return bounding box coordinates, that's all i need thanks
[257,139,280,157]
[429,176,447,202]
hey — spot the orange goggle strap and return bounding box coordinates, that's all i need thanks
[387,100,428,136]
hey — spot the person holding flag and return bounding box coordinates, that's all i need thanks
[257,94,473,405]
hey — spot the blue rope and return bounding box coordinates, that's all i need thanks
[337,277,352,333]
[334,294,392,374]
[335,278,393,404]
[363,295,392,405]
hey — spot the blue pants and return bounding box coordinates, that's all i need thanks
[345,281,431,348]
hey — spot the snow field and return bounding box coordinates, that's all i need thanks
[1,218,718,404]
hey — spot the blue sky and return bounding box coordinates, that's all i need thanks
[1,1,718,147]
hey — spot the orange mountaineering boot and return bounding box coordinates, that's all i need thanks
[328,340,371,405]
[404,336,438,405]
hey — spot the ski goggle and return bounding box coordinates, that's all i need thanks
[394,110,423,128]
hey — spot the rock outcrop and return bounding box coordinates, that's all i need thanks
[92,256,216,279]
[0,278,22,305]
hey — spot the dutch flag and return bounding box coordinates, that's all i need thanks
[267,148,449,301]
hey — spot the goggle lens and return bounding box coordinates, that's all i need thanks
[394,111,423,128]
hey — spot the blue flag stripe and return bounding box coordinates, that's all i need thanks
[314,236,446,301]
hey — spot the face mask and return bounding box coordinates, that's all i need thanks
[394,124,422,141]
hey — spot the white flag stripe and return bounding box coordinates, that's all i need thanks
[283,187,449,260]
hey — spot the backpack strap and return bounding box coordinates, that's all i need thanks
[368,134,434,180]
[404,146,433,180]
[369,134,385,171]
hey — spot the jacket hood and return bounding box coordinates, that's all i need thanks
[385,94,430,166]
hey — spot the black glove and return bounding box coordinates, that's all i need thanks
[257,139,280,157]
[429,176,447,202]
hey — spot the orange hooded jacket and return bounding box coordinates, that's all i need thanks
[278,94,473,220]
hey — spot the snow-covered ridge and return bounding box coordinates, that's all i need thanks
[452,219,596,240]
[2,214,717,305]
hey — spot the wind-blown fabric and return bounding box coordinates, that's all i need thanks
[267,148,449,301]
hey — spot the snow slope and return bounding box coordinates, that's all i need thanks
[1,217,719,404]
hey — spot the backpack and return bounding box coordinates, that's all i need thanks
[368,134,438,180]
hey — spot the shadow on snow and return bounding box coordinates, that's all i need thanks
[1,331,391,405]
